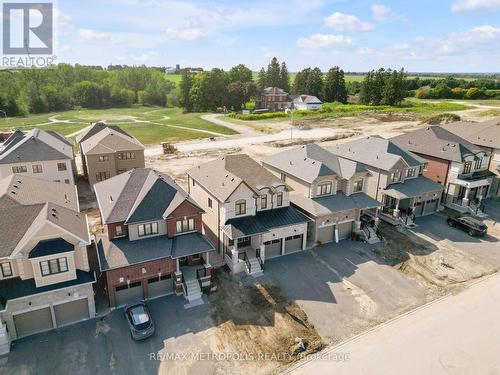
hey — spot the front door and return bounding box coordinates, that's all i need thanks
[179,257,188,267]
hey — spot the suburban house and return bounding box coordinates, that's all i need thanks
[441,119,500,197]
[0,174,94,352]
[262,144,382,245]
[391,126,494,216]
[293,95,323,111]
[0,129,76,185]
[93,168,214,307]
[77,123,145,189]
[187,155,309,277]
[329,136,445,226]
[256,87,292,111]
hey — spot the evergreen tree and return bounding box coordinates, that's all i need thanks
[266,57,282,87]
[257,67,267,93]
[305,68,324,100]
[179,70,194,111]
[292,68,311,94]
[279,62,290,92]
[324,66,348,103]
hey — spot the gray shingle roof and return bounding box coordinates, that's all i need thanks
[0,129,73,164]
[263,144,367,183]
[384,176,444,199]
[188,154,286,202]
[76,122,132,144]
[294,95,322,104]
[171,232,215,259]
[391,126,485,163]
[28,238,74,259]
[328,136,426,171]
[94,168,202,224]
[221,206,309,239]
[441,119,500,149]
[80,126,144,155]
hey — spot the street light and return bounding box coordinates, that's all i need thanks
[285,108,293,140]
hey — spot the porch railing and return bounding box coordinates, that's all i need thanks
[256,248,264,270]
[239,251,251,273]
[470,201,485,215]
[361,223,371,240]
[381,206,394,216]
[400,211,415,226]
[181,274,188,296]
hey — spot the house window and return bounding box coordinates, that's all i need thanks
[138,222,159,237]
[12,166,27,173]
[176,218,195,234]
[391,170,402,183]
[57,162,67,171]
[1,262,12,277]
[32,164,43,173]
[406,168,416,178]
[98,155,109,162]
[463,161,472,174]
[208,198,212,208]
[118,152,136,160]
[353,178,364,193]
[40,258,68,276]
[235,200,246,215]
[276,192,283,207]
[261,195,267,209]
[115,225,124,237]
[474,157,482,169]
[317,182,332,196]
[237,236,251,247]
[280,173,287,182]
[96,171,110,182]
[64,179,70,184]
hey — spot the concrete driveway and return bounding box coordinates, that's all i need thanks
[411,214,500,270]
[260,241,428,344]
[2,295,217,375]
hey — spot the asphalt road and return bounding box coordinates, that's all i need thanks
[287,273,500,375]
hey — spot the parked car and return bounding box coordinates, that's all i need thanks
[446,216,488,236]
[124,302,155,340]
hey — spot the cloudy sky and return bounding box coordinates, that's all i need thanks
[51,0,500,72]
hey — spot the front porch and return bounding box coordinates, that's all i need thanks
[446,179,492,217]
[173,255,213,303]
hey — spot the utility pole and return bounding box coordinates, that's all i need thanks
[285,108,293,140]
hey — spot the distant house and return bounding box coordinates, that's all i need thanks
[293,95,323,111]
[0,129,76,185]
[256,87,292,111]
[77,123,145,189]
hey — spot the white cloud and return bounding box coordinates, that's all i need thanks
[297,33,352,49]
[357,47,374,55]
[372,4,391,20]
[451,0,500,12]
[390,43,409,50]
[324,12,374,32]
[166,27,205,41]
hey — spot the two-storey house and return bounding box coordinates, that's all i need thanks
[187,155,309,276]
[0,175,94,352]
[329,136,445,226]
[256,87,292,111]
[78,123,145,189]
[0,129,76,185]
[262,144,382,245]
[442,119,500,198]
[391,126,494,216]
[93,168,214,307]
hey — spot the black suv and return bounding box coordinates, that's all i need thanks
[446,216,488,236]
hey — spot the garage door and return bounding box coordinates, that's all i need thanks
[264,239,282,258]
[413,201,424,216]
[54,298,89,327]
[148,274,174,299]
[317,225,334,244]
[115,281,143,307]
[14,307,54,338]
[284,234,303,254]
[337,221,353,240]
[424,198,439,215]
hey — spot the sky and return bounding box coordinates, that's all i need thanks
[48,0,500,72]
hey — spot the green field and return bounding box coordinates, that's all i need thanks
[0,106,237,145]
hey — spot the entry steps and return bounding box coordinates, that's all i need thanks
[245,257,264,278]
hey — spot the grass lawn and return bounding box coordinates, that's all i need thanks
[0,106,237,145]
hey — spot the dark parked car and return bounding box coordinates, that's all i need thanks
[124,302,155,340]
[446,216,488,236]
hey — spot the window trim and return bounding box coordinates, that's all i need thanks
[260,195,267,209]
[208,197,212,209]
[235,200,246,216]
[463,161,472,174]
[175,218,195,234]
[39,257,68,276]
[98,155,109,162]
[137,222,159,237]
[12,165,27,173]
[115,225,124,237]
[1,262,12,277]
[406,168,416,178]
[317,182,332,196]
[57,162,67,171]
[353,178,364,193]
[32,164,43,173]
[276,192,283,207]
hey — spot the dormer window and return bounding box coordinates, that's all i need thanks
[276,192,283,207]
[1,262,12,277]
[353,178,364,193]
[391,171,402,183]
[40,258,68,276]
[260,195,267,209]
[463,161,472,174]
[317,182,332,196]
[474,157,483,170]
[235,200,246,215]
[406,168,416,178]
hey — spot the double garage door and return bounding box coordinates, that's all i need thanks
[264,235,304,258]
[13,298,89,339]
[316,221,353,243]
[115,275,174,307]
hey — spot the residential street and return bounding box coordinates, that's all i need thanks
[287,273,500,375]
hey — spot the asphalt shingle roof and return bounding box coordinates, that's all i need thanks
[171,232,215,259]
[441,119,500,149]
[80,126,144,155]
[28,238,74,259]
[76,122,132,144]
[384,176,444,199]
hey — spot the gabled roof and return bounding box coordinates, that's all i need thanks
[294,95,322,104]
[391,126,485,163]
[0,129,73,164]
[187,154,286,202]
[94,168,202,224]
[262,87,288,95]
[291,192,381,217]
[384,176,444,199]
[76,122,133,144]
[263,143,367,183]
[28,238,74,259]
[328,136,426,171]
[80,126,144,155]
[441,119,500,149]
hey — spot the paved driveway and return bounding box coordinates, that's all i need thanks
[260,241,427,343]
[411,214,500,269]
[2,295,217,375]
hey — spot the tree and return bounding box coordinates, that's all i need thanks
[179,70,194,111]
[279,62,290,92]
[306,68,324,100]
[324,66,348,103]
[430,82,453,99]
[257,68,267,93]
[228,64,253,84]
[189,69,229,111]
[266,57,282,87]
[293,68,311,94]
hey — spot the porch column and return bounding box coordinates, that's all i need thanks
[393,198,400,218]
[174,258,183,295]
[462,186,470,207]
[302,232,307,250]
[260,243,266,263]
[281,237,286,256]
[176,258,180,273]
[0,316,11,355]
[205,251,211,267]
[334,223,339,243]
[478,185,484,201]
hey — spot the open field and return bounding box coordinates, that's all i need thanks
[1,106,237,145]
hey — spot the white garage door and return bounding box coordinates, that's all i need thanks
[284,235,303,254]
[14,307,54,338]
[148,274,174,299]
[54,298,90,327]
[337,221,353,240]
[264,239,282,258]
[424,198,439,215]
[316,225,334,244]
[115,281,143,307]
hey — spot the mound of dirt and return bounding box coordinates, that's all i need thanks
[421,113,461,125]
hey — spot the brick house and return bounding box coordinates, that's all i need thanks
[391,126,494,216]
[0,175,95,353]
[93,168,214,308]
[256,87,292,111]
